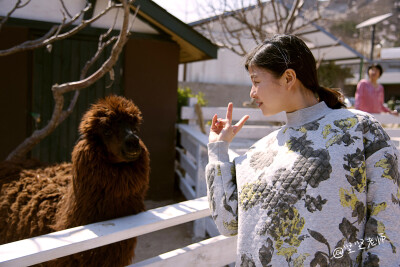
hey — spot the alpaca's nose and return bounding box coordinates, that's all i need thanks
[124,133,140,152]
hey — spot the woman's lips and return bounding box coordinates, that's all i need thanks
[256,101,263,108]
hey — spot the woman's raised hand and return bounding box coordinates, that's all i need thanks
[209,102,249,143]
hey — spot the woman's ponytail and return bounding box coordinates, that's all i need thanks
[317,86,346,109]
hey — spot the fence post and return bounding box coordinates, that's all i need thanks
[193,144,209,239]
[187,98,198,126]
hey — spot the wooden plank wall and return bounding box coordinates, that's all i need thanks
[31,35,123,163]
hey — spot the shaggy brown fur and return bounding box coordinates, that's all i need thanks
[0,95,150,266]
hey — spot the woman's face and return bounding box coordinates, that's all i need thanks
[368,67,381,81]
[248,65,288,116]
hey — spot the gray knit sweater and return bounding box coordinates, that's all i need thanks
[205,102,400,266]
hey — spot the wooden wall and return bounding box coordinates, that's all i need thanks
[1,27,181,200]
[124,38,180,200]
[0,27,31,160]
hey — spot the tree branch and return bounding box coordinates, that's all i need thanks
[6,0,135,162]
[270,0,281,33]
[0,2,123,56]
[0,0,32,31]
[283,0,304,33]
[59,0,73,19]
[193,0,324,57]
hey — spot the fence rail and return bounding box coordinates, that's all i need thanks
[0,197,236,267]
[3,102,400,266]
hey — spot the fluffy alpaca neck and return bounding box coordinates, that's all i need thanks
[59,140,148,228]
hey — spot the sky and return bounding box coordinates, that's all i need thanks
[152,0,204,23]
[152,0,332,23]
[151,0,259,23]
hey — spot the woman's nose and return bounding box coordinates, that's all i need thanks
[250,87,256,98]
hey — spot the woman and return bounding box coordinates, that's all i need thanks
[206,34,400,266]
[355,64,398,115]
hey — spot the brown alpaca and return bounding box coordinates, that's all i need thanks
[0,95,150,266]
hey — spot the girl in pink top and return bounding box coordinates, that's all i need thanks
[355,64,398,115]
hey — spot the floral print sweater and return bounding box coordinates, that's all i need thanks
[205,102,400,266]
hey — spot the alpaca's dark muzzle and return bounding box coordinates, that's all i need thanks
[122,134,142,161]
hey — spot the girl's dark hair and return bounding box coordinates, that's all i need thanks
[245,34,345,109]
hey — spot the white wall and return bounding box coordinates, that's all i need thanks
[0,0,158,34]
[180,47,251,85]
[0,0,85,23]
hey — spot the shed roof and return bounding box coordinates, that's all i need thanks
[131,0,218,63]
[0,0,218,64]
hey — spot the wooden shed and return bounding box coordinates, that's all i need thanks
[0,0,218,200]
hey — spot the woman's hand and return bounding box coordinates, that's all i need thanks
[209,102,249,143]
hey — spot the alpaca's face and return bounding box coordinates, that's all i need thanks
[79,95,144,163]
[99,118,142,163]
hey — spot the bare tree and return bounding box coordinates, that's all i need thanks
[2,0,137,161]
[193,0,325,56]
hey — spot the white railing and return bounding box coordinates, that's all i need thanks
[2,102,399,267]
[0,197,237,267]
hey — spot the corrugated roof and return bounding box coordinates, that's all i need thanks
[297,23,367,63]
[356,13,393,29]
[189,1,368,64]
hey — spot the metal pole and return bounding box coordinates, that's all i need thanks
[370,24,376,60]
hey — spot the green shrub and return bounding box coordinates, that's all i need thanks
[177,87,208,123]
[317,62,354,89]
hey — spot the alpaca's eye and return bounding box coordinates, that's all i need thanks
[104,130,112,136]
[130,126,138,133]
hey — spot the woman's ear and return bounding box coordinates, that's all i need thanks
[283,69,296,89]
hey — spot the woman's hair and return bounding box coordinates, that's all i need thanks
[245,34,345,109]
[368,63,383,77]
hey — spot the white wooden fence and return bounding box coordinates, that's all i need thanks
[0,197,237,267]
[2,100,399,267]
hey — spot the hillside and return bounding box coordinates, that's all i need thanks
[320,0,399,58]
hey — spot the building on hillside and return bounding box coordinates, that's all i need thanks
[0,0,218,200]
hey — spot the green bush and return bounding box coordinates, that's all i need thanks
[177,87,208,123]
[317,62,354,89]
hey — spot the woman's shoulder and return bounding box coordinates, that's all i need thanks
[327,107,380,125]
[249,128,280,149]
[357,79,370,88]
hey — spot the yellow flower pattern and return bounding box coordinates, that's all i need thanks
[339,187,359,210]
[350,161,367,193]
[293,253,311,267]
[335,117,358,130]
[375,157,394,180]
[223,219,238,232]
[369,202,387,216]
[322,124,332,139]
[239,180,263,211]
[271,207,305,260]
